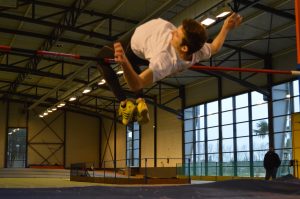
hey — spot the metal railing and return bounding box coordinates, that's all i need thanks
[176,160,295,178]
[70,159,299,183]
[70,158,192,184]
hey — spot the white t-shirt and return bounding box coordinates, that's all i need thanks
[131,18,211,82]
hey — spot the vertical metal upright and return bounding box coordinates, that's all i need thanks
[154,96,157,167]
[63,110,67,168]
[296,0,300,66]
[99,117,102,169]
[180,86,185,167]
[218,77,223,176]
[232,97,237,176]
[296,0,300,99]
[113,102,117,170]
[248,93,253,177]
[204,104,208,176]
[265,55,274,149]
[4,101,9,168]
[26,107,29,168]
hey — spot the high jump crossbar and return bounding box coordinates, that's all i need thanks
[0,45,298,76]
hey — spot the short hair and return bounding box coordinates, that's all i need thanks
[181,19,208,54]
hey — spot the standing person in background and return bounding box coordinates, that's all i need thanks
[264,147,281,180]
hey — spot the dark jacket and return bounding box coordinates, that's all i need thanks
[263,151,281,170]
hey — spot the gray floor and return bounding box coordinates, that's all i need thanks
[0,178,299,199]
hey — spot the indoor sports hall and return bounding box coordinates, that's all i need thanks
[0,0,300,198]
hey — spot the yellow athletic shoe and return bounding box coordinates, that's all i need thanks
[118,101,125,117]
[120,100,136,125]
[136,98,150,125]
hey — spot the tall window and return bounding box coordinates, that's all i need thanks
[7,128,27,168]
[251,92,269,176]
[272,80,298,176]
[126,122,140,167]
[184,79,299,177]
[222,96,234,176]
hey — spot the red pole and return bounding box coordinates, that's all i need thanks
[190,65,300,76]
[0,45,12,52]
[0,44,116,64]
[36,50,81,59]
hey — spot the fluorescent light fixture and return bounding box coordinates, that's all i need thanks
[57,102,66,108]
[47,109,52,113]
[216,11,231,18]
[52,107,57,111]
[39,114,44,118]
[98,79,106,85]
[201,17,216,26]
[82,87,91,94]
[69,96,77,101]
[215,5,231,18]
[43,112,48,116]
[116,70,124,75]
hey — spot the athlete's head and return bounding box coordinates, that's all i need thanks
[171,19,208,55]
[182,19,208,54]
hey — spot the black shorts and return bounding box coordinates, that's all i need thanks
[125,43,149,74]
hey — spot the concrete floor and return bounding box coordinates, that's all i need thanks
[0,178,299,198]
[0,178,211,188]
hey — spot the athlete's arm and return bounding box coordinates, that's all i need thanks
[114,42,153,91]
[210,13,242,55]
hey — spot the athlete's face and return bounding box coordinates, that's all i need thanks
[171,25,186,51]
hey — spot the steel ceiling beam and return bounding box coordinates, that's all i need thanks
[0,12,114,41]
[238,0,295,20]
[222,43,265,59]
[5,0,94,97]
[19,0,139,24]
[0,79,67,92]
[0,27,103,49]
[1,50,85,66]
[191,68,270,96]
[0,63,88,84]
[0,90,115,120]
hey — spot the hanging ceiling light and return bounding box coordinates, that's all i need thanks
[52,107,57,111]
[201,16,216,26]
[215,6,231,18]
[82,87,92,94]
[57,102,66,108]
[116,70,124,75]
[69,96,77,101]
[98,79,106,85]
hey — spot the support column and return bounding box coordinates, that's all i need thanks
[296,0,300,65]
[154,96,157,167]
[294,0,300,179]
[113,102,117,170]
[179,86,186,166]
[218,77,223,176]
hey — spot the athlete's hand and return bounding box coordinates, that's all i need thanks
[114,42,127,65]
[223,13,242,31]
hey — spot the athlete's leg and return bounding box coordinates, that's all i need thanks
[97,61,135,125]
[97,62,126,102]
[125,44,150,125]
